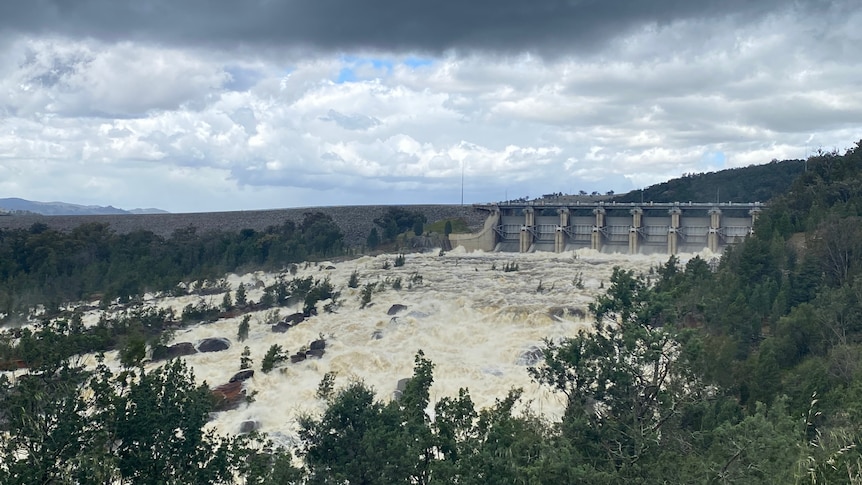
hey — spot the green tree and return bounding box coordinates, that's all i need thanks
[348,270,360,288]
[0,356,251,484]
[118,332,147,368]
[529,267,702,480]
[102,359,241,484]
[367,227,380,249]
[241,345,253,370]
[0,362,106,484]
[299,352,436,485]
[235,283,248,308]
[261,344,287,373]
[221,290,233,311]
[238,314,251,342]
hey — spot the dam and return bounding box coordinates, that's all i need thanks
[450,201,763,254]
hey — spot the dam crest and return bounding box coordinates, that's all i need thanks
[451,201,763,255]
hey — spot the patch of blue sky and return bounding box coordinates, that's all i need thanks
[700,150,726,169]
[403,56,434,68]
[336,67,357,83]
[334,55,396,83]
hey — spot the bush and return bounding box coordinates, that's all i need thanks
[348,270,360,288]
[261,344,287,373]
[237,315,251,342]
[360,283,375,308]
[240,346,252,370]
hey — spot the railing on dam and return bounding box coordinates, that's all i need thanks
[472,201,764,255]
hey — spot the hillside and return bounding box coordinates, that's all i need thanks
[0,197,167,216]
[612,158,806,203]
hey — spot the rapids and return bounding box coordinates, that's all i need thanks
[65,248,718,444]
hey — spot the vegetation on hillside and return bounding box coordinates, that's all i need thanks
[0,212,344,321]
[613,158,806,203]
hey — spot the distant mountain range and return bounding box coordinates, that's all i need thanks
[0,198,168,216]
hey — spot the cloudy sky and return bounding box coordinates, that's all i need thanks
[0,0,860,213]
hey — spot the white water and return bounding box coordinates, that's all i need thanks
[69,248,716,444]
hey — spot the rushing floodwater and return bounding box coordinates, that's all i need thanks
[71,248,715,445]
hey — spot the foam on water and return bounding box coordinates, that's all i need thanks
[17,248,717,442]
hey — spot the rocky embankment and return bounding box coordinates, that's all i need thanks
[0,205,488,247]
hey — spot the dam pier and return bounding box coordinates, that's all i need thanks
[450,202,763,255]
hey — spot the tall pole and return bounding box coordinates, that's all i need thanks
[460,161,464,206]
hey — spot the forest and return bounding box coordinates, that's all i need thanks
[612,157,806,203]
[0,211,346,320]
[2,143,862,483]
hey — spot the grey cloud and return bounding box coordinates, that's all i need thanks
[106,127,133,138]
[223,66,261,92]
[0,0,826,56]
[229,107,258,135]
[320,109,381,131]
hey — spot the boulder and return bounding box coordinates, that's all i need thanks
[153,342,197,361]
[548,306,587,320]
[371,330,384,340]
[387,304,408,315]
[229,369,255,383]
[271,322,292,333]
[305,348,325,359]
[309,339,326,351]
[393,377,411,401]
[516,347,544,366]
[284,312,305,325]
[211,381,246,412]
[198,338,231,353]
[290,352,306,364]
[239,420,260,434]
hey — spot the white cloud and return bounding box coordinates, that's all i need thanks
[1,4,861,212]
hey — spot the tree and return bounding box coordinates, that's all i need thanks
[261,345,287,373]
[0,356,251,484]
[529,267,702,480]
[118,332,147,368]
[0,362,105,484]
[240,346,253,370]
[373,207,427,243]
[367,228,380,249]
[238,315,251,342]
[102,359,241,484]
[235,283,248,308]
[444,220,453,237]
[299,352,436,485]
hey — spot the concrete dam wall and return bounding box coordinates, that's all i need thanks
[453,202,763,255]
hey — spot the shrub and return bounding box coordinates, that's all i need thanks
[348,270,360,288]
[261,344,287,373]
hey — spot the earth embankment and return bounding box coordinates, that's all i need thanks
[0,205,488,247]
